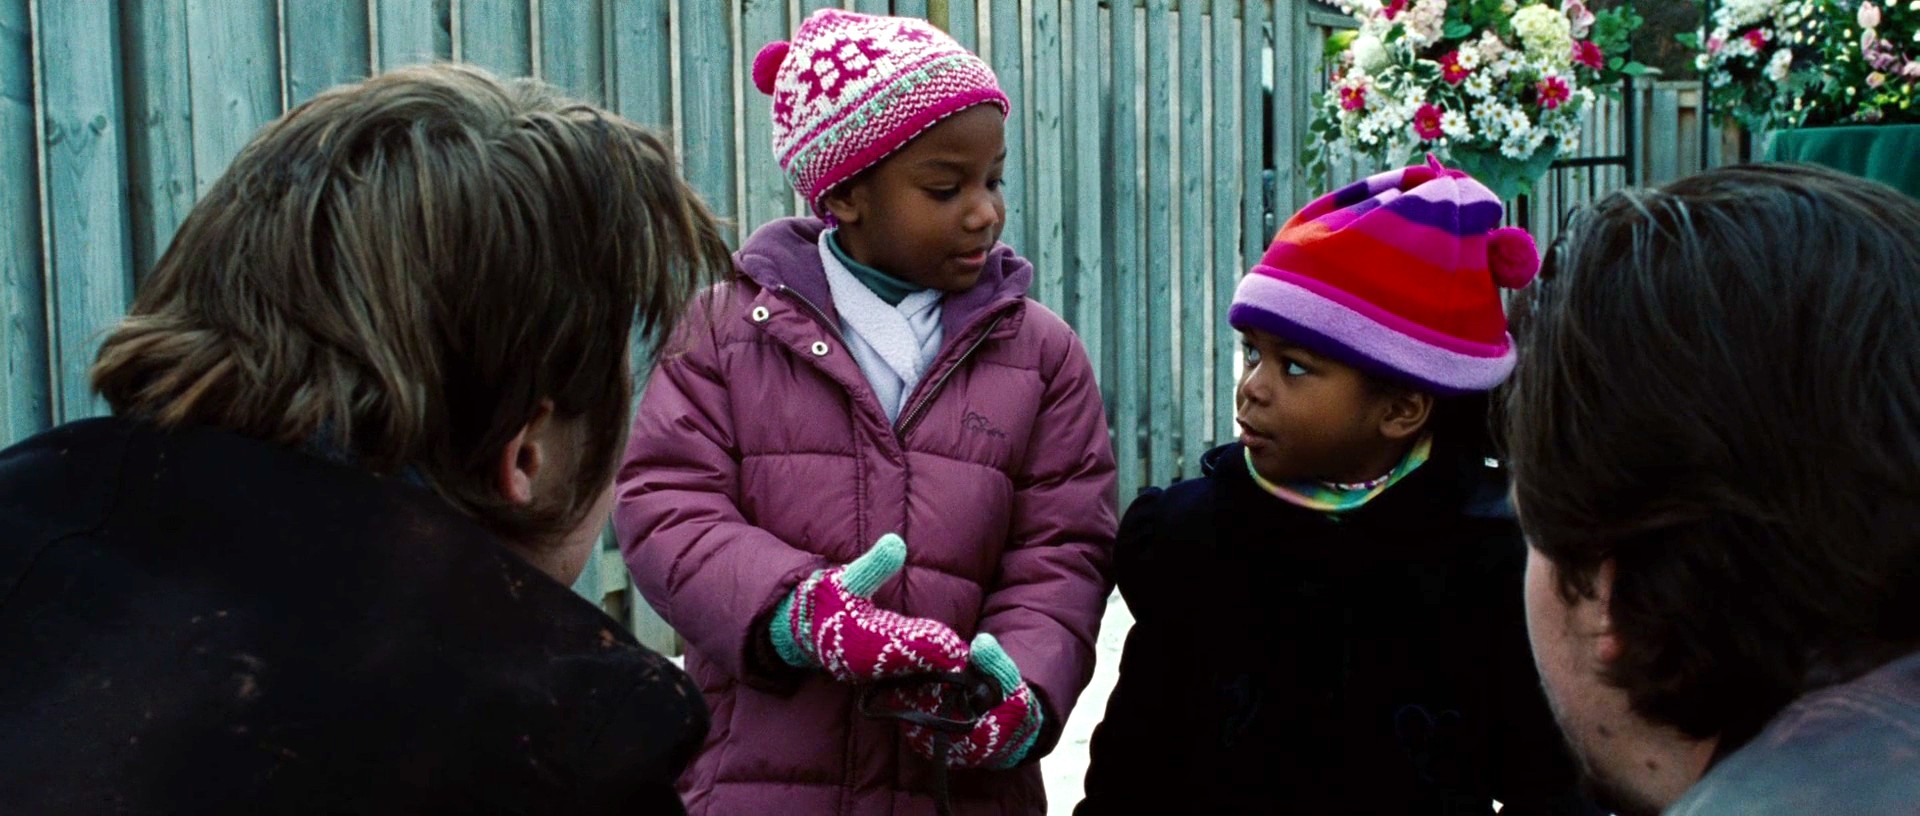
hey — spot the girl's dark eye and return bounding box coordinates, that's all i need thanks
[927,187,960,201]
[1242,343,1262,366]
[986,178,1005,192]
[1283,359,1309,377]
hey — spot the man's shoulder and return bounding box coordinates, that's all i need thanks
[1670,650,1920,816]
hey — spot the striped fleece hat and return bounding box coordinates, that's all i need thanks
[1228,156,1541,395]
[752,9,1008,214]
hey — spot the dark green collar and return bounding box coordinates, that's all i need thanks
[825,229,925,306]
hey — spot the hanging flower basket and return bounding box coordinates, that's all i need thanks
[1303,0,1646,201]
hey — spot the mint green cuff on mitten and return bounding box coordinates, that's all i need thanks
[768,589,812,669]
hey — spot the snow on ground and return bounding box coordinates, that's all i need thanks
[1041,591,1134,814]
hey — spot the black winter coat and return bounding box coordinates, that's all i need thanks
[0,418,707,815]
[1076,443,1597,816]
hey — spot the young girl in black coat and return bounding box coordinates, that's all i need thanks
[1077,158,1598,815]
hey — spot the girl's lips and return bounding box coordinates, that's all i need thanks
[954,249,988,268]
[1237,419,1272,448]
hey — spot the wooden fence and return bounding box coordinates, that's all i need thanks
[1,0,1736,648]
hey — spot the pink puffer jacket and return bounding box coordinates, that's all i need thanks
[617,217,1118,815]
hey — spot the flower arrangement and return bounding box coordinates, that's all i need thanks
[1303,0,1645,200]
[1686,0,1919,131]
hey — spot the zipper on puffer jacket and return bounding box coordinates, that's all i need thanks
[771,283,1014,440]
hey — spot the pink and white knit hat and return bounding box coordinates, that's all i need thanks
[752,9,1009,214]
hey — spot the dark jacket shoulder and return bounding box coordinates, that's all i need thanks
[0,418,706,815]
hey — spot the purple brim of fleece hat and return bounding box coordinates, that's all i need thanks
[1228,270,1515,396]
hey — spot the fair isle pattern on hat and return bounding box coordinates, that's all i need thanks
[1228,156,1540,395]
[753,9,1008,213]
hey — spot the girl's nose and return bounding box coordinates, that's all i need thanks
[1237,367,1267,408]
[962,188,1000,233]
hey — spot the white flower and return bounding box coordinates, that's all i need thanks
[1464,71,1496,97]
[1767,47,1794,81]
[1859,1,1881,29]
[1457,47,1483,70]
[1501,0,1518,13]
[1351,35,1390,73]
[1440,110,1471,138]
[1513,3,1574,57]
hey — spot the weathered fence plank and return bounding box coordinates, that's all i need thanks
[374,0,449,70]
[1066,0,1104,395]
[121,0,196,281]
[459,0,532,78]
[1107,0,1143,500]
[740,0,789,230]
[678,0,739,243]
[539,0,606,103]
[187,0,280,196]
[1211,1,1240,445]
[1029,0,1064,310]
[39,1,135,422]
[987,0,1028,254]
[1,0,48,439]
[1145,0,1173,486]
[1177,1,1208,474]
[285,0,371,106]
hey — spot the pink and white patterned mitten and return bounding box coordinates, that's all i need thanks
[769,533,970,683]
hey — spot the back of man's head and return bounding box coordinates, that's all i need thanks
[91,63,729,549]
[1507,163,1920,747]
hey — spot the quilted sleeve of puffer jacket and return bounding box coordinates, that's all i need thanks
[974,307,1119,761]
[615,288,830,689]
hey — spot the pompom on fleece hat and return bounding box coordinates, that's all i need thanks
[1228,155,1541,395]
[752,9,1009,215]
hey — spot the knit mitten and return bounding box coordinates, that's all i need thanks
[897,632,1044,770]
[769,533,970,683]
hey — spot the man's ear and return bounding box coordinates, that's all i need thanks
[1590,558,1624,663]
[822,181,865,226]
[496,399,557,506]
[1377,389,1435,441]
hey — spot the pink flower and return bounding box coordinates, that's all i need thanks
[1340,85,1368,111]
[1563,0,1596,39]
[1868,71,1887,89]
[1707,34,1725,54]
[1745,29,1769,51]
[1440,50,1472,84]
[1904,60,1920,80]
[1414,103,1446,140]
[1859,1,1882,30]
[1536,75,1572,109]
[1384,0,1409,20]
[1572,40,1605,71]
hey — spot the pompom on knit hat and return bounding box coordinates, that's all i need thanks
[752,9,1009,215]
[1228,155,1541,395]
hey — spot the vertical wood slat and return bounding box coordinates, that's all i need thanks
[1273,0,1309,212]
[458,0,532,78]
[1241,0,1266,262]
[374,0,447,70]
[285,0,371,106]
[1210,1,1239,445]
[679,0,739,244]
[740,0,787,231]
[799,0,841,17]
[987,0,1027,254]
[187,0,280,197]
[1176,1,1206,474]
[853,0,889,13]
[610,0,671,128]
[1648,86,1679,185]
[1028,0,1062,310]
[893,0,930,17]
[1106,0,1143,501]
[1,0,49,439]
[1144,0,1173,486]
[540,0,605,103]
[120,0,196,283]
[38,1,136,423]
[1066,0,1102,399]
[944,0,977,50]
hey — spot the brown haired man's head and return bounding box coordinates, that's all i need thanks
[1505,163,1920,814]
[91,64,730,581]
